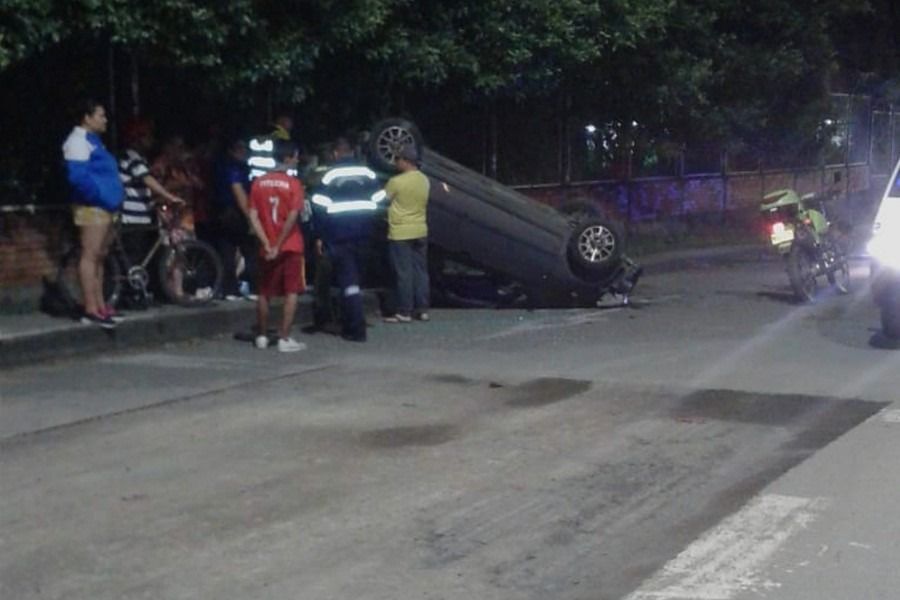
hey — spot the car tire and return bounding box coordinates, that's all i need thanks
[368,118,424,173]
[567,218,624,274]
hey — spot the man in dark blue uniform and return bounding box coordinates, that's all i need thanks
[309,137,386,342]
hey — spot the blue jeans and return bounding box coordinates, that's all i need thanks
[388,238,429,315]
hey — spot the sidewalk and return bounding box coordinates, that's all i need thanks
[0,299,262,369]
[0,245,766,369]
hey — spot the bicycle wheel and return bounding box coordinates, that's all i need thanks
[56,244,122,310]
[158,239,223,306]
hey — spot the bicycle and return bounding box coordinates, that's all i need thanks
[56,203,224,309]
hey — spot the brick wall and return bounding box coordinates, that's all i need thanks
[0,208,68,312]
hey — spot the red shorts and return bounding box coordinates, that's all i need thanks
[258,251,305,297]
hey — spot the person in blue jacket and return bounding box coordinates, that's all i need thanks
[62,99,125,328]
[309,137,386,341]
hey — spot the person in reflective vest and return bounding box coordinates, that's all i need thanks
[309,137,386,341]
[247,112,294,181]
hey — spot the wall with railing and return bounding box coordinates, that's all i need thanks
[503,94,895,236]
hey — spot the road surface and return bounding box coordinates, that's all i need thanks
[2,249,898,600]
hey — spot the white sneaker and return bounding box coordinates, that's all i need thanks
[383,314,412,323]
[254,335,269,349]
[278,337,306,352]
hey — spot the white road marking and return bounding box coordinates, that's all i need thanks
[880,409,900,424]
[625,494,829,600]
[475,312,610,341]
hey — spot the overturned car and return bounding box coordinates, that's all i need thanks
[365,118,642,307]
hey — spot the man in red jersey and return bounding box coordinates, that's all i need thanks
[247,140,306,352]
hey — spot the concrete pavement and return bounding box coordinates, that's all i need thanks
[0,245,763,369]
[2,250,898,600]
[0,298,261,369]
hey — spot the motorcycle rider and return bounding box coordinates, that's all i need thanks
[308,137,386,341]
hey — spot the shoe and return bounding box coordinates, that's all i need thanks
[81,312,116,329]
[383,314,412,323]
[254,335,269,349]
[194,287,213,301]
[341,332,367,343]
[243,294,259,302]
[278,337,307,352]
[224,294,242,301]
[415,312,430,322]
[101,306,125,323]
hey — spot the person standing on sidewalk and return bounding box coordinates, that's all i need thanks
[309,137,385,341]
[62,99,124,328]
[118,118,186,241]
[213,138,257,300]
[247,140,306,352]
[383,145,431,323]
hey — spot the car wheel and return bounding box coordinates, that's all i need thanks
[567,218,623,274]
[368,118,424,172]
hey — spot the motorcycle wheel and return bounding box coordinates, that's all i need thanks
[786,245,818,302]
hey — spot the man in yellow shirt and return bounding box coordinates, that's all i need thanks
[383,145,431,323]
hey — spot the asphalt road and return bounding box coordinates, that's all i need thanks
[2,250,898,600]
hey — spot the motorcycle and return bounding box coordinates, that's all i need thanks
[760,188,850,302]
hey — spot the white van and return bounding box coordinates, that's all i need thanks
[868,158,900,338]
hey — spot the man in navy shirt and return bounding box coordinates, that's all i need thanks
[213,138,257,299]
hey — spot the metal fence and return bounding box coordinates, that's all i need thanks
[492,93,895,227]
[485,93,899,188]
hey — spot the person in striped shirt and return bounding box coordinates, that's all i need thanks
[118,118,185,227]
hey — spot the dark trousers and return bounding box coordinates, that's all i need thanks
[329,240,367,339]
[312,252,335,326]
[213,210,257,295]
[388,238,429,315]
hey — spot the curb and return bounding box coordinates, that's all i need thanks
[0,293,382,369]
[0,302,258,369]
